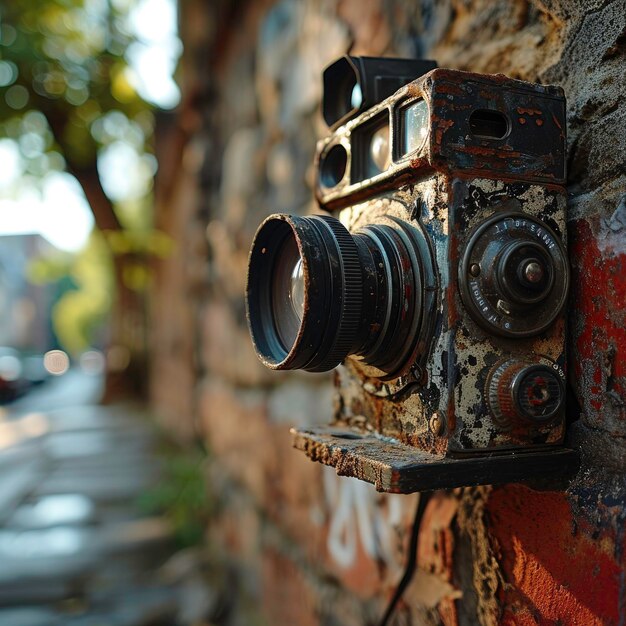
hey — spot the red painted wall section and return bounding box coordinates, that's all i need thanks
[570,214,626,430]
[487,485,622,625]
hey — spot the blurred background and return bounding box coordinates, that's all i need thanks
[0,0,180,394]
[0,1,207,624]
[0,1,624,625]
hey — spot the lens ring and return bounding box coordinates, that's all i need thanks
[246,217,308,368]
[354,218,424,376]
[354,226,394,358]
[306,216,363,371]
[246,214,362,372]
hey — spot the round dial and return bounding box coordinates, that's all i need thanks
[459,212,569,337]
[487,359,564,425]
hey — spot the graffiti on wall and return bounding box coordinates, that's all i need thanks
[322,467,415,571]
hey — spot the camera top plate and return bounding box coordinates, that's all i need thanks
[315,68,566,213]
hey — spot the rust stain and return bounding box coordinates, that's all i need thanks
[434,117,455,145]
[435,82,465,96]
[454,145,522,159]
[517,107,543,116]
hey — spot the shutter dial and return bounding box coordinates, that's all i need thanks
[459,212,568,337]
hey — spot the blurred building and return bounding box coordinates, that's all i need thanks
[0,234,57,352]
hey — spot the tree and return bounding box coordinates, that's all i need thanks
[0,0,176,397]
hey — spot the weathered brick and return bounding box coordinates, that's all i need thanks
[198,379,329,550]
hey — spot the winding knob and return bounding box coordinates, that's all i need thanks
[497,241,554,306]
[487,360,564,424]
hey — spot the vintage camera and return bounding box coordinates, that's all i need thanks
[245,57,579,493]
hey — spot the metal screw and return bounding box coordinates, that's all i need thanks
[469,263,481,277]
[429,412,444,436]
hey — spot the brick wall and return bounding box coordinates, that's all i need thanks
[151,1,626,624]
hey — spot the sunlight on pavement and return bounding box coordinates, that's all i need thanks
[0,412,49,450]
[0,526,85,558]
[19,413,49,438]
[10,494,94,529]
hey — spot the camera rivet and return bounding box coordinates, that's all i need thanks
[429,412,444,436]
[469,263,481,277]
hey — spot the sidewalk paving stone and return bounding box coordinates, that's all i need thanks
[0,378,213,624]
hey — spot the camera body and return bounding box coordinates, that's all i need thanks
[315,68,569,456]
[246,60,579,492]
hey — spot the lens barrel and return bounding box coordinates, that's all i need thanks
[246,214,362,372]
[246,213,430,376]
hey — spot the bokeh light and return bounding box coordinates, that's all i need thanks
[43,350,70,376]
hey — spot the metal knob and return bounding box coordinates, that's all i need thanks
[522,260,544,284]
[487,360,564,424]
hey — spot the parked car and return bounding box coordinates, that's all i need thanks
[0,347,29,402]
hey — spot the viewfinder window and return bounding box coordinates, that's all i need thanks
[351,111,391,183]
[469,109,509,139]
[399,99,429,157]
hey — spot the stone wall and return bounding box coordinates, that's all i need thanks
[151,1,626,624]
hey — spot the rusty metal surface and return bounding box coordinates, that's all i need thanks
[292,426,579,493]
[315,68,565,213]
[333,176,568,456]
[427,69,566,184]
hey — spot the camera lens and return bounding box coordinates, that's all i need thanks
[351,112,392,182]
[351,83,363,109]
[246,214,362,371]
[321,56,437,129]
[322,57,360,129]
[400,99,429,157]
[271,236,305,350]
[370,123,391,173]
[246,214,432,376]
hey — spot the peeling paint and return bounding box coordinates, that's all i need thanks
[329,176,568,456]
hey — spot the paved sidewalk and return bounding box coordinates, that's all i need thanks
[0,373,210,626]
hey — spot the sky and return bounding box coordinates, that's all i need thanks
[0,0,181,252]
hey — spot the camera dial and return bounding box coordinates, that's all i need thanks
[459,212,568,337]
[487,359,564,425]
